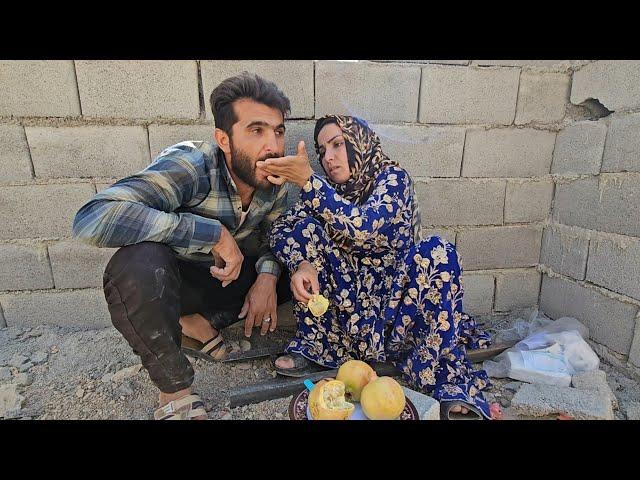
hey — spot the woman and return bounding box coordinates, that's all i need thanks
[260,115,493,419]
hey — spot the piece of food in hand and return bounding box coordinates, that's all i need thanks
[308,378,355,420]
[307,293,329,317]
[336,360,378,401]
[360,376,406,420]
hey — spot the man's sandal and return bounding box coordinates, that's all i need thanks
[181,333,236,362]
[153,393,207,420]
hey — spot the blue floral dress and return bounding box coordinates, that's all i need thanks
[270,166,493,418]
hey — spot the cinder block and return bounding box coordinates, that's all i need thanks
[26,126,150,178]
[551,121,607,174]
[0,125,32,183]
[0,61,80,117]
[457,226,542,270]
[505,180,554,223]
[463,128,555,177]
[539,275,638,355]
[0,289,111,328]
[200,61,314,120]
[316,61,420,122]
[402,387,440,420]
[371,124,464,178]
[601,113,640,173]
[0,184,95,240]
[374,60,468,65]
[421,229,456,245]
[148,125,215,159]
[76,60,200,119]
[284,121,318,165]
[515,71,570,124]
[472,60,583,68]
[460,274,494,315]
[95,182,117,193]
[512,382,614,420]
[414,179,505,226]
[540,226,589,280]
[571,369,618,410]
[586,235,640,301]
[419,65,519,125]
[0,244,53,291]
[48,240,117,289]
[494,269,541,311]
[552,174,640,237]
[571,60,640,111]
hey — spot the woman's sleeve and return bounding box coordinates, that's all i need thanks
[269,201,314,273]
[299,166,413,246]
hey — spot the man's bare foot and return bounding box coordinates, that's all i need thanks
[179,313,218,343]
[158,387,207,420]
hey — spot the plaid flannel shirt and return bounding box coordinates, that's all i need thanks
[72,141,288,277]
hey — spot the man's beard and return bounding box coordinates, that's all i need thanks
[229,140,281,191]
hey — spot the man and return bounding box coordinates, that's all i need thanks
[72,72,292,420]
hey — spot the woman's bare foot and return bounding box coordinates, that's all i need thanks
[158,387,207,420]
[179,313,218,343]
[449,405,470,415]
[275,355,295,369]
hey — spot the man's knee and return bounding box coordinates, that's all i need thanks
[103,242,180,308]
[104,242,176,282]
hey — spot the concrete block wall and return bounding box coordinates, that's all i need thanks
[537,60,640,374]
[0,60,636,349]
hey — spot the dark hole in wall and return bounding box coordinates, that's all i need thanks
[578,98,614,120]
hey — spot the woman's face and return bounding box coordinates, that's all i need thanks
[317,123,351,184]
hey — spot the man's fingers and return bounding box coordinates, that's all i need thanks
[245,310,257,338]
[210,264,232,280]
[267,175,286,185]
[239,299,249,320]
[210,260,242,283]
[244,312,254,338]
[260,312,270,336]
[269,305,278,332]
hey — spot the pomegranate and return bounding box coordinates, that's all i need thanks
[336,360,378,401]
[360,376,406,420]
[308,378,355,420]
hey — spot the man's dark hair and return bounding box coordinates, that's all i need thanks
[210,72,291,136]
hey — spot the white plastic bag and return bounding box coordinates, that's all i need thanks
[483,316,599,386]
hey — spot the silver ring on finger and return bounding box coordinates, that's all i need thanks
[262,317,271,324]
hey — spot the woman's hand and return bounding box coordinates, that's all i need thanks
[256,141,314,188]
[290,261,319,303]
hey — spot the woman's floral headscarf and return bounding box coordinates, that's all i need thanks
[313,115,399,205]
[313,115,421,245]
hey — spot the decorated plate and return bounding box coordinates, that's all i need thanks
[288,387,419,420]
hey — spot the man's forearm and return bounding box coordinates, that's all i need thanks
[73,198,223,254]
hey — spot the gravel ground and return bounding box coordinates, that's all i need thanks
[1,318,638,420]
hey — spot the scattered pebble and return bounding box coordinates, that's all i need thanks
[14,373,33,387]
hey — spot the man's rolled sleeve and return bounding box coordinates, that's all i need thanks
[186,215,223,255]
[255,254,282,278]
